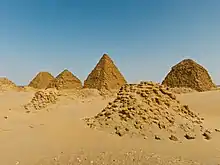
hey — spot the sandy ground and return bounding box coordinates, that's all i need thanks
[0,90,220,165]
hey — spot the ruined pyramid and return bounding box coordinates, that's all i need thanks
[0,77,17,91]
[47,69,82,90]
[85,81,208,140]
[84,54,127,91]
[28,72,55,89]
[162,59,216,92]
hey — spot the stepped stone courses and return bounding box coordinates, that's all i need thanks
[28,72,55,89]
[162,59,216,92]
[47,69,82,90]
[85,81,208,140]
[84,54,127,91]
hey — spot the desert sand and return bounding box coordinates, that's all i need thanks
[0,87,219,165]
[0,56,220,165]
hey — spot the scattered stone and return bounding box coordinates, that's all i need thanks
[203,131,212,140]
[184,133,196,140]
[28,72,55,89]
[84,54,127,91]
[155,135,161,140]
[169,135,178,141]
[215,128,220,132]
[162,59,216,92]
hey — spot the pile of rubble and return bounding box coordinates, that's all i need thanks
[24,89,60,110]
[85,81,210,141]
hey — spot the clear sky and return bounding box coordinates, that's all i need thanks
[1,0,220,85]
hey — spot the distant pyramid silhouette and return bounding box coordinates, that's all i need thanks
[84,54,127,91]
[162,59,216,91]
[28,72,55,89]
[47,69,82,90]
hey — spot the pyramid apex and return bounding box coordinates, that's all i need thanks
[101,53,111,60]
[62,69,70,72]
[179,59,196,64]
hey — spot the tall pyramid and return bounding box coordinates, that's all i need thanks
[28,72,55,89]
[47,69,82,90]
[162,59,216,92]
[84,54,127,91]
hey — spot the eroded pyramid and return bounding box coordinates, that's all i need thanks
[85,81,207,140]
[28,72,55,89]
[0,77,17,91]
[47,69,82,90]
[162,59,216,92]
[84,54,127,91]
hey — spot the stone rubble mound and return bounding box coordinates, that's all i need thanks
[24,89,60,110]
[85,81,209,140]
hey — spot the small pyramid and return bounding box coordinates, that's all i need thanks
[28,72,55,89]
[47,69,82,90]
[162,59,216,92]
[0,77,17,91]
[84,54,127,91]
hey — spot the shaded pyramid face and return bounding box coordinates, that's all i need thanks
[47,69,82,90]
[84,54,127,91]
[28,72,55,89]
[162,59,216,92]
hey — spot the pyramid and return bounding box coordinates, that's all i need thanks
[84,54,127,91]
[47,69,82,90]
[162,59,216,92]
[28,72,55,89]
[0,77,17,91]
[85,81,207,140]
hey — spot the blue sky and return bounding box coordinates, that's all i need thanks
[0,0,220,85]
